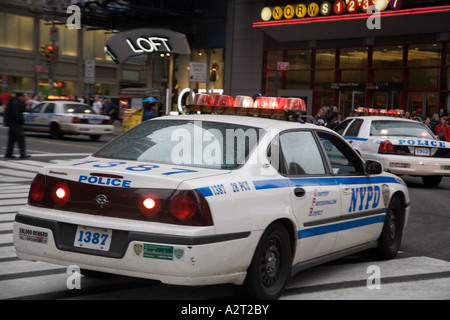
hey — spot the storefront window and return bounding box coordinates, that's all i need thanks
[373,69,402,82]
[372,45,403,68]
[40,21,78,57]
[447,43,450,66]
[314,70,334,90]
[341,70,366,82]
[266,51,284,70]
[286,50,311,69]
[315,49,335,69]
[286,71,310,89]
[0,13,33,51]
[83,30,113,60]
[340,47,368,68]
[408,43,441,67]
[408,68,439,89]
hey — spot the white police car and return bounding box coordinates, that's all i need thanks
[14,107,410,299]
[335,116,450,187]
[23,100,113,141]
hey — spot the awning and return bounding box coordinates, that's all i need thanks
[105,28,191,64]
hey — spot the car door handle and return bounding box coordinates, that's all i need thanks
[342,185,352,194]
[294,188,306,198]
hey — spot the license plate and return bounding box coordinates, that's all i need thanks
[88,119,102,124]
[415,147,430,156]
[74,226,112,251]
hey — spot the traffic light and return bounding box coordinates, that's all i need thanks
[39,45,59,60]
[47,45,59,60]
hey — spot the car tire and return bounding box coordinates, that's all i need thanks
[371,197,404,260]
[90,135,101,141]
[50,123,63,139]
[238,222,292,300]
[421,175,442,187]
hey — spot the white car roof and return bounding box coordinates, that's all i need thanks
[154,114,328,132]
[349,116,418,123]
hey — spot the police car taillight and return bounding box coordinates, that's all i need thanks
[164,190,213,226]
[72,116,81,123]
[52,183,71,206]
[138,193,161,216]
[378,140,396,154]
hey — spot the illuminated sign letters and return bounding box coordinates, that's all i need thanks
[126,37,171,53]
[260,0,398,21]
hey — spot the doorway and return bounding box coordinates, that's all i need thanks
[339,91,365,117]
[373,91,400,109]
[408,92,439,117]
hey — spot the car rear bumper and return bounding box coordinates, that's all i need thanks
[13,207,258,286]
[366,154,450,176]
[60,124,114,135]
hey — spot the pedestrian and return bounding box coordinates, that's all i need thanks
[435,116,450,142]
[92,95,103,114]
[103,97,117,121]
[142,97,158,121]
[430,113,440,134]
[4,92,30,159]
[315,107,327,126]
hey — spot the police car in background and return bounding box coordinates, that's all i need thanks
[335,116,450,187]
[14,97,410,300]
[23,99,113,141]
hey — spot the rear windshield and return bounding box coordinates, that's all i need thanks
[64,104,94,114]
[94,119,261,169]
[370,120,435,139]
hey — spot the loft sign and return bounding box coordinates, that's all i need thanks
[126,37,171,53]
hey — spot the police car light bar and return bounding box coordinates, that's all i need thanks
[189,94,306,121]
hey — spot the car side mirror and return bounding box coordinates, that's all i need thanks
[365,160,382,175]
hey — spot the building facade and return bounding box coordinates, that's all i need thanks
[226,0,450,118]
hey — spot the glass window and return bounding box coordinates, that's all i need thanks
[408,43,441,66]
[40,21,78,57]
[317,131,363,175]
[279,131,325,176]
[0,13,33,50]
[340,47,368,68]
[315,49,335,69]
[83,29,113,60]
[408,68,439,89]
[266,51,284,70]
[372,45,403,68]
[370,120,435,139]
[344,119,363,137]
[334,119,353,136]
[43,103,55,114]
[286,50,311,69]
[286,71,310,89]
[314,70,334,90]
[447,43,450,66]
[341,70,366,82]
[373,69,402,82]
[94,120,260,169]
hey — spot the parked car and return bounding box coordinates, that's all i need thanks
[14,113,410,299]
[334,116,450,186]
[23,100,113,141]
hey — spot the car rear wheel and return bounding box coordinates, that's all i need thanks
[371,197,404,260]
[421,175,442,187]
[238,222,292,300]
[50,123,63,139]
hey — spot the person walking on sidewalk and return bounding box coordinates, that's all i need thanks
[4,92,30,159]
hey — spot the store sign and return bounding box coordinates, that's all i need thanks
[260,0,402,21]
[105,28,191,64]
